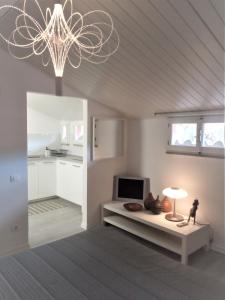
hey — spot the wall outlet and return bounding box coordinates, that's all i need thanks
[9,175,21,183]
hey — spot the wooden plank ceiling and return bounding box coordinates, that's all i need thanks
[0,0,224,117]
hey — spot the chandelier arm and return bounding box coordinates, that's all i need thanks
[83,56,109,65]
[72,38,94,58]
[8,34,34,60]
[77,39,119,59]
[75,37,102,59]
[0,1,119,79]
[45,8,52,26]
[0,6,43,47]
[14,24,39,44]
[81,27,120,58]
[17,15,38,41]
[33,39,48,56]
[76,38,103,55]
[8,27,37,49]
[68,43,82,68]
[81,22,115,49]
[63,0,72,10]
[67,12,84,35]
[42,53,51,67]
[77,25,104,47]
[22,1,45,40]
[63,0,73,28]
[24,0,46,26]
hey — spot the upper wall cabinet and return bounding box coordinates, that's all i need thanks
[60,121,70,145]
[92,117,125,161]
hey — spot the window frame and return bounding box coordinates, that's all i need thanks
[199,115,225,157]
[167,117,200,154]
[167,115,225,158]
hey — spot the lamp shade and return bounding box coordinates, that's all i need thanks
[163,187,188,199]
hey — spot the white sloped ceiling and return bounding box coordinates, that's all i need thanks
[0,0,224,118]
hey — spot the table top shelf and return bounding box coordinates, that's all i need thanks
[103,201,208,238]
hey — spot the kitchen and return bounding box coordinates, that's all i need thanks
[27,92,87,247]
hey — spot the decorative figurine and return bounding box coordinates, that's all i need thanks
[144,193,162,214]
[188,199,199,224]
[149,195,162,215]
[144,193,155,210]
[161,196,172,213]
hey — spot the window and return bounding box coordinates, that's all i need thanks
[167,116,225,158]
[202,123,224,148]
[72,121,84,146]
[171,123,197,147]
[60,121,70,145]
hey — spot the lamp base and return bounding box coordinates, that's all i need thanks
[165,213,184,222]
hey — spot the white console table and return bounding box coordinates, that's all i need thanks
[102,202,210,265]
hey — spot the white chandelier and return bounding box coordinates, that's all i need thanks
[0,0,119,77]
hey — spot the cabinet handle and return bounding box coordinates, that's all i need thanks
[72,165,80,168]
[28,162,35,165]
[43,161,55,164]
[59,162,66,165]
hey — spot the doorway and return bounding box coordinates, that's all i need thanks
[27,92,87,248]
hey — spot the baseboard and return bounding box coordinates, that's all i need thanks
[211,243,225,255]
[0,243,29,257]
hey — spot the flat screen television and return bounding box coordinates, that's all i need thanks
[113,176,150,201]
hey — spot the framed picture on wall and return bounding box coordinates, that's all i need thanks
[72,121,84,146]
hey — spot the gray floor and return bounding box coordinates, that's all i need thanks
[29,198,83,248]
[2,226,225,300]
[122,229,225,283]
[190,248,225,282]
[28,200,225,283]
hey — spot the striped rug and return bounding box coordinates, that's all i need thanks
[28,198,74,216]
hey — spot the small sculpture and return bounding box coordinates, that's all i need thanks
[161,197,172,213]
[149,195,161,215]
[144,193,161,214]
[144,193,155,210]
[188,199,199,224]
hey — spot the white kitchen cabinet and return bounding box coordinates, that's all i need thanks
[28,158,83,205]
[28,162,38,201]
[38,161,56,199]
[57,160,83,206]
[68,163,83,205]
[57,160,70,200]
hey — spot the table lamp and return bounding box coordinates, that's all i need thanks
[162,187,188,222]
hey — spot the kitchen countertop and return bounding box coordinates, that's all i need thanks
[28,155,83,164]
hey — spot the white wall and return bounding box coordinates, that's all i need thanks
[86,102,127,228]
[0,48,127,255]
[27,107,61,155]
[127,118,225,253]
[27,93,84,157]
[27,107,61,135]
[0,49,55,255]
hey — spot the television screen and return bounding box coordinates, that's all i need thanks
[118,178,144,200]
